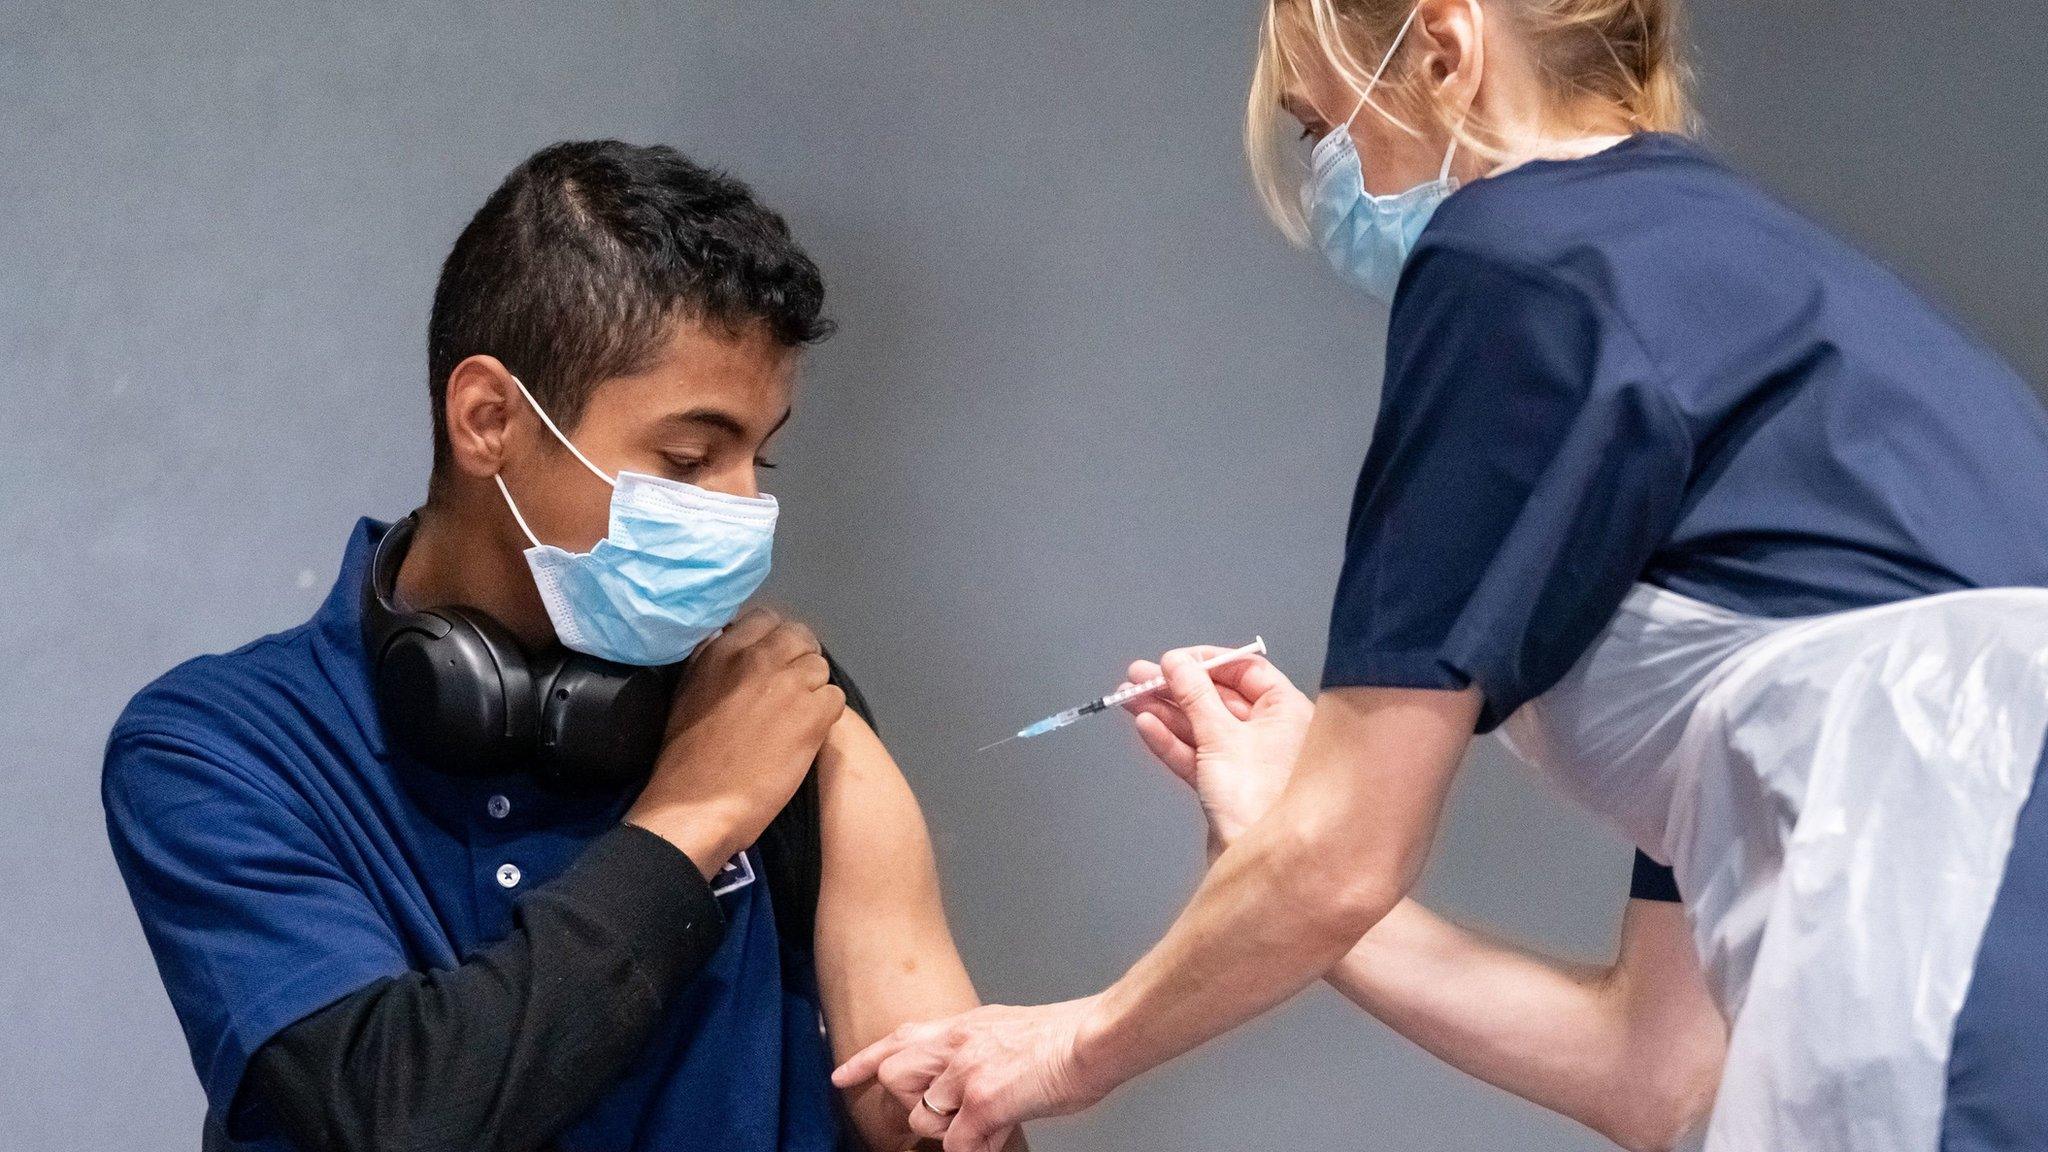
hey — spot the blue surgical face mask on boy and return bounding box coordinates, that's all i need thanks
[1302,4,1460,305]
[494,375,778,667]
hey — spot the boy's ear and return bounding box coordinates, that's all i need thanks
[443,356,522,479]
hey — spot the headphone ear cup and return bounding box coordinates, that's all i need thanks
[532,653,677,789]
[373,606,539,777]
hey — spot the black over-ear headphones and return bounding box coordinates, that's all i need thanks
[361,513,680,789]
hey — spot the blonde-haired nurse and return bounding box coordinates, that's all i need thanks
[836,2,2048,1149]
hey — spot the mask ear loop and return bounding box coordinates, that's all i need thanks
[493,371,618,551]
[495,474,545,550]
[1341,4,1425,139]
[507,373,617,489]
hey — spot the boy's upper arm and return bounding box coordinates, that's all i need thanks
[103,725,407,1118]
[810,711,980,1056]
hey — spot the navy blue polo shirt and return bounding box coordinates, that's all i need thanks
[1323,133,2048,733]
[103,518,841,1150]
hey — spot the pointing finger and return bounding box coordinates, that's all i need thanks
[833,1033,902,1089]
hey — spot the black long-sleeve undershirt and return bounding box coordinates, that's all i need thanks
[239,823,725,1152]
[241,660,869,1152]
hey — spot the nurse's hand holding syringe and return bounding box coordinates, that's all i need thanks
[1117,644,1316,854]
[976,637,1269,752]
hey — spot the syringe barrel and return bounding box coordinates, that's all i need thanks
[1099,678,1167,709]
[1100,638,1265,709]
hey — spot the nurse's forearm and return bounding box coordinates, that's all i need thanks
[1072,687,1477,1093]
[1076,800,1394,1088]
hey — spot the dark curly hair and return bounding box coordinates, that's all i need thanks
[426,140,833,469]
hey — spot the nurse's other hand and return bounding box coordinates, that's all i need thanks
[832,996,1110,1152]
[1121,648,1312,852]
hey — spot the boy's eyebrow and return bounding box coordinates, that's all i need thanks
[662,406,793,441]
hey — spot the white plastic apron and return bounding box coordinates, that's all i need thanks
[1501,583,2048,1151]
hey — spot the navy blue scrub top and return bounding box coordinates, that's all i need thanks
[102,520,841,1151]
[1322,133,2048,736]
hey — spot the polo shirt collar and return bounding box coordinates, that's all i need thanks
[310,516,630,824]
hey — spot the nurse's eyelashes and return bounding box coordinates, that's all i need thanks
[1277,92,1330,141]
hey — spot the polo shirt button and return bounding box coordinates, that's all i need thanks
[487,794,512,820]
[496,863,522,889]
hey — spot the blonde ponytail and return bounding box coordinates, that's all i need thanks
[1521,0,1696,133]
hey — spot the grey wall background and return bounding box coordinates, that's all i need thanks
[5,1,2045,1148]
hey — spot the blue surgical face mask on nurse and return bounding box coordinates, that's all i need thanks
[494,373,779,667]
[1302,4,1460,304]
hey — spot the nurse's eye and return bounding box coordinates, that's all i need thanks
[1300,125,1317,141]
[754,457,779,470]
[661,452,710,478]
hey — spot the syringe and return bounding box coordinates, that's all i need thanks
[977,637,1268,753]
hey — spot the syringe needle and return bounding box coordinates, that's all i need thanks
[976,733,1024,754]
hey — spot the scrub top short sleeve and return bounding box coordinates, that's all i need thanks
[103,724,412,1116]
[1321,245,1694,732]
